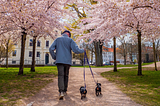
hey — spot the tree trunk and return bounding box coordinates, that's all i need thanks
[91,47,93,64]
[95,42,100,66]
[18,30,27,75]
[94,40,103,66]
[124,46,126,65]
[130,55,133,64]
[156,40,159,61]
[94,41,98,66]
[130,48,133,64]
[153,42,157,71]
[99,40,103,66]
[137,30,142,76]
[6,39,9,68]
[80,53,84,66]
[123,43,126,65]
[0,45,1,67]
[31,36,37,72]
[157,51,159,61]
[124,55,126,65]
[113,37,117,72]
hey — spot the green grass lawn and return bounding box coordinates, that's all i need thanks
[71,62,154,68]
[101,67,160,106]
[89,62,154,68]
[0,66,57,106]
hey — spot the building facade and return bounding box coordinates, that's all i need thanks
[2,34,82,66]
[102,46,114,64]
[2,35,55,65]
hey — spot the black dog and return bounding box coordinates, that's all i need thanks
[80,86,87,99]
[95,83,102,96]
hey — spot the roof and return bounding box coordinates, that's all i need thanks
[103,46,118,52]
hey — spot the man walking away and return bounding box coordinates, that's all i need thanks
[49,30,85,100]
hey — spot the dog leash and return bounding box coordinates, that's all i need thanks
[83,53,86,88]
[84,51,97,85]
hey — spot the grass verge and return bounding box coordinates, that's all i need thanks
[71,62,154,68]
[89,62,154,68]
[0,66,57,106]
[101,67,160,106]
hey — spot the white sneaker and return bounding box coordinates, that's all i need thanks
[64,92,67,96]
[59,92,64,100]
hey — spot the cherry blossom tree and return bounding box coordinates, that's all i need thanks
[117,35,128,65]
[120,0,160,75]
[0,0,72,75]
[29,28,58,72]
[65,0,105,66]
[143,26,160,71]
[76,0,160,74]
[0,36,6,67]
[75,0,126,71]
[2,31,20,68]
[0,23,19,67]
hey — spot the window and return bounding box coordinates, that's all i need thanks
[37,40,41,47]
[12,50,16,56]
[46,41,49,47]
[30,39,33,46]
[37,52,40,57]
[29,51,32,57]
[12,61,16,64]
[109,56,111,61]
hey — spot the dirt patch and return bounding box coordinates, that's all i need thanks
[0,74,55,106]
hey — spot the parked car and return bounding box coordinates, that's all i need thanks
[103,62,111,65]
[89,62,95,65]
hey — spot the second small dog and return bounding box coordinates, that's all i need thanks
[79,86,87,99]
[95,83,102,96]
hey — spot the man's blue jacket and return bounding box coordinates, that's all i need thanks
[49,34,84,65]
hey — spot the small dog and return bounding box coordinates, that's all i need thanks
[95,83,102,96]
[80,86,87,99]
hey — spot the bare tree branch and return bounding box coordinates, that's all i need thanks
[125,24,134,28]
[45,1,55,12]
[133,5,160,12]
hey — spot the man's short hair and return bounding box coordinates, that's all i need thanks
[62,30,71,37]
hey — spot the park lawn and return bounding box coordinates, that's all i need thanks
[101,67,160,106]
[0,66,57,106]
[71,64,136,68]
[90,62,154,68]
[141,62,154,66]
[71,62,154,68]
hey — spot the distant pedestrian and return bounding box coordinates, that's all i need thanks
[49,30,85,100]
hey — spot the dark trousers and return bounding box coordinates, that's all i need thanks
[57,64,71,93]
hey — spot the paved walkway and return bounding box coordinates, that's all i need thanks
[20,66,146,106]
[142,62,160,68]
